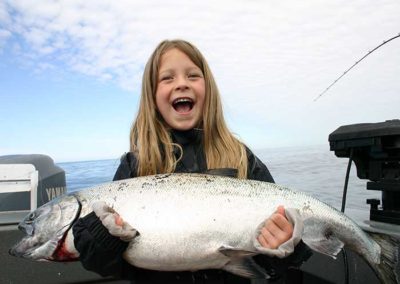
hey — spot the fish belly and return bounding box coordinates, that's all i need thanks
[114,189,269,271]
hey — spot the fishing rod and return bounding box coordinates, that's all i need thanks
[314,33,400,101]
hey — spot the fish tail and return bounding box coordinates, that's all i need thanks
[369,232,400,284]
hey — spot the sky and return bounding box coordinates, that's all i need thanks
[0,0,399,162]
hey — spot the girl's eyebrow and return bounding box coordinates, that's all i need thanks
[187,66,202,72]
[159,68,173,74]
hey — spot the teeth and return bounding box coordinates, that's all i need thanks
[174,98,193,104]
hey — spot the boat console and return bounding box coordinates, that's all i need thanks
[0,154,66,221]
[329,119,400,226]
[298,119,400,284]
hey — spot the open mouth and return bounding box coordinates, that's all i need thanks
[172,98,194,113]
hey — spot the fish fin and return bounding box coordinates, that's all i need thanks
[218,246,258,258]
[368,232,400,284]
[218,246,270,279]
[302,217,344,259]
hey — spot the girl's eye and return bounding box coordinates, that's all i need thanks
[160,76,173,81]
[188,74,200,78]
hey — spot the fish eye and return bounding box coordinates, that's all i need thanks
[26,212,35,223]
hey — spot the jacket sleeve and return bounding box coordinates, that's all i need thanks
[246,148,312,280]
[253,241,313,281]
[73,212,136,278]
[113,152,137,180]
[245,147,275,183]
[73,153,138,279]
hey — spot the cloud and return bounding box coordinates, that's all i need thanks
[0,28,11,45]
[3,1,399,88]
[0,1,10,22]
[0,2,12,49]
[2,0,400,151]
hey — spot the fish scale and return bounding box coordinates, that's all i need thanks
[74,174,375,269]
[9,173,400,283]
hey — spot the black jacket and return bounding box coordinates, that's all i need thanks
[73,129,311,283]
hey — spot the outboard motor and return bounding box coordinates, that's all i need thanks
[0,154,66,211]
[329,119,400,225]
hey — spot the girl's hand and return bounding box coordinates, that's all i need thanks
[257,205,293,249]
[92,201,139,242]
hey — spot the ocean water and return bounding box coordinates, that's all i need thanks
[58,145,381,214]
[254,145,380,212]
[59,158,121,192]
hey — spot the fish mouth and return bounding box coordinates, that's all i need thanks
[9,231,75,261]
[9,237,58,260]
[9,194,82,261]
[172,97,194,113]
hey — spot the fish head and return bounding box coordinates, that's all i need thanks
[9,194,81,261]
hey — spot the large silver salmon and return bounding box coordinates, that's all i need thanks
[9,173,400,283]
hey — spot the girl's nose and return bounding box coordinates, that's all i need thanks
[175,76,189,91]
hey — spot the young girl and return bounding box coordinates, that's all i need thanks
[73,39,311,283]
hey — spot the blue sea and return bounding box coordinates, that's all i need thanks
[58,145,381,217]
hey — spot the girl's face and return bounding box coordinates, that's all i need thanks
[155,48,205,131]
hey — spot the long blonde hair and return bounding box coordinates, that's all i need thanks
[130,39,248,178]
